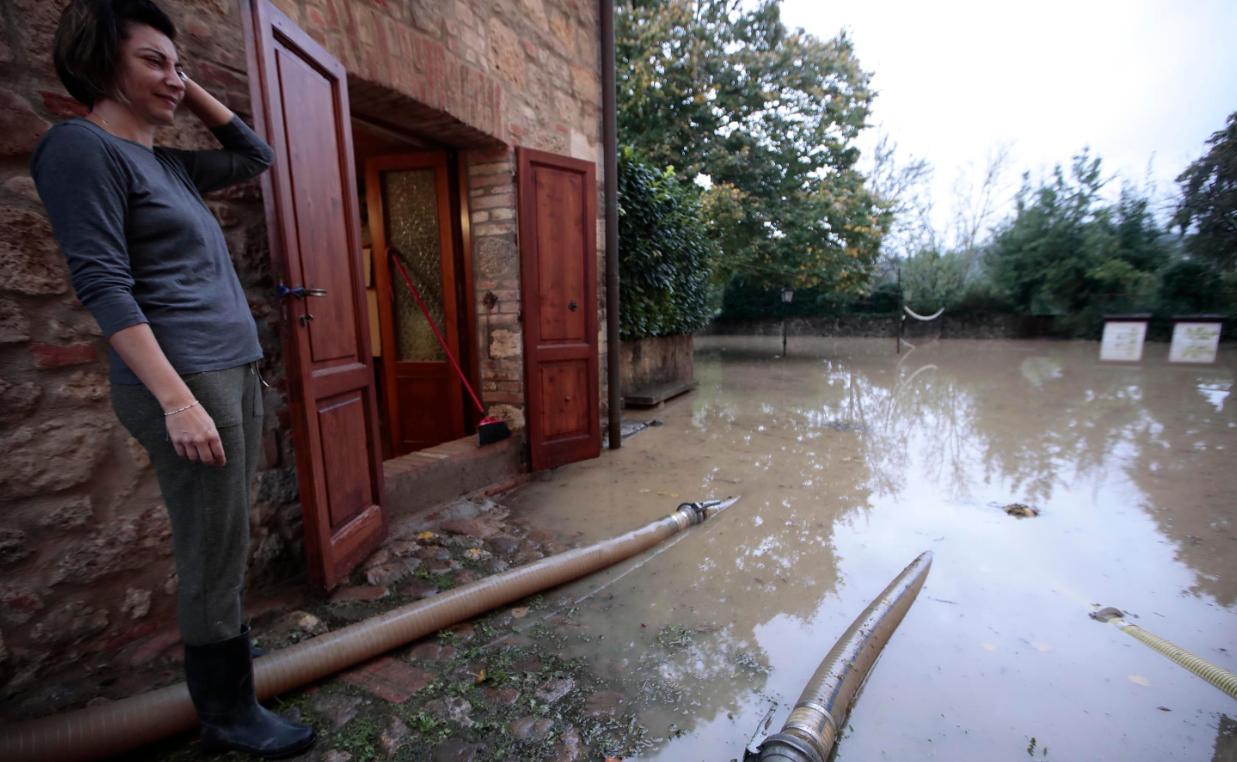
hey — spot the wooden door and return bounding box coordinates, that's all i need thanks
[365,153,467,455]
[243,0,386,590]
[517,148,601,471]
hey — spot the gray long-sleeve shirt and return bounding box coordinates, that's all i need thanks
[32,116,275,384]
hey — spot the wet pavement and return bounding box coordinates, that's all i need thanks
[508,336,1237,761]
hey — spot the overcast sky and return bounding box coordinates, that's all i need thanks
[779,0,1237,238]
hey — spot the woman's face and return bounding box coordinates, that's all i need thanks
[112,23,185,126]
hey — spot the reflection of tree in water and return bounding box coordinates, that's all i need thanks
[810,339,1235,606]
[957,350,1149,503]
[564,343,880,744]
[1124,369,1236,604]
[591,338,1233,751]
[834,343,1150,505]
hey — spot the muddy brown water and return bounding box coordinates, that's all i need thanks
[507,337,1236,761]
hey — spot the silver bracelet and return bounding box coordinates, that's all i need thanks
[164,399,201,417]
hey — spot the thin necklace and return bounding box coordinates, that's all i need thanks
[88,112,152,147]
[88,112,113,132]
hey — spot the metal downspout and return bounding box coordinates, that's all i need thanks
[0,499,738,762]
[601,0,622,449]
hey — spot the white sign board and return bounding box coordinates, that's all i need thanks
[1100,320,1147,362]
[1169,322,1221,364]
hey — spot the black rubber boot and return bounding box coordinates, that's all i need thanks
[184,628,316,759]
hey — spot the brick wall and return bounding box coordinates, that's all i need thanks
[0,0,606,715]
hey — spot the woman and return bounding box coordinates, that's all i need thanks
[31,1,315,757]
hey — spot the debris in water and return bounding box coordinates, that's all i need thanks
[655,624,694,650]
[1003,503,1041,518]
[1128,674,1151,687]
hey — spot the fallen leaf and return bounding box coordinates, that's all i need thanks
[474,668,486,684]
[510,607,529,619]
[416,531,435,541]
[1128,674,1151,687]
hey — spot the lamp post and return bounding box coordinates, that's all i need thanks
[780,287,794,356]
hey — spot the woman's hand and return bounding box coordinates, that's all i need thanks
[108,324,228,467]
[180,74,235,128]
[165,402,227,466]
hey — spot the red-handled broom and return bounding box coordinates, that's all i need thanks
[389,248,511,446]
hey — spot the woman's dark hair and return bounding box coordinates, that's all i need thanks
[53,0,178,107]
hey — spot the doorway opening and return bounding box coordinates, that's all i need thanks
[349,110,480,459]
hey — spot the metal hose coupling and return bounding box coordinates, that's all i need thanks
[674,496,739,527]
[748,551,933,762]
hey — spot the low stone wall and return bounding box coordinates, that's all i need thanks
[620,335,694,394]
[705,314,1048,340]
[705,314,1236,342]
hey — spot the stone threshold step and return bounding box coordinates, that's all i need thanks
[382,432,526,518]
[623,380,697,408]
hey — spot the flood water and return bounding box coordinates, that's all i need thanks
[508,337,1236,761]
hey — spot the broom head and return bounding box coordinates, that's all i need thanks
[477,415,512,446]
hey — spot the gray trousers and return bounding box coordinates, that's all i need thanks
[112,363,263,646]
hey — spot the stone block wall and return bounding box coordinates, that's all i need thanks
[0,0,606,714]
[620,335,694,395]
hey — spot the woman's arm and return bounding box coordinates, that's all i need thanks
[110,324,227,467]
[170,76,275,193]
[181,76,234,128]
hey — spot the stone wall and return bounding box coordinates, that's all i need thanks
[0,0,605,714]
[706,314,1237,342]
[620,334,694,395]
[705,314,1044,340]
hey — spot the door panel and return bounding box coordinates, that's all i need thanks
[518,148,600,471]
[365,153,467,454]
[539,361,590,438]
[275,49,357,363]
[317,392,373,527]
[534,171,587,342]
[243,0,386,590]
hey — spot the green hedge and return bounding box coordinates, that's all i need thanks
[618,148,716,339]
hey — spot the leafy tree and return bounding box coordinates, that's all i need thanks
[901,248,970,312]
[1173,112,1237,273]
[1159,259,1222,314]
[617,0,887,295]
[985,152,1172,332]
[618,148,717,338]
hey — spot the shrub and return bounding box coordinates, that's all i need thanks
[618,148,716,338]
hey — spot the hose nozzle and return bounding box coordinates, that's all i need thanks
[676,496,740,525]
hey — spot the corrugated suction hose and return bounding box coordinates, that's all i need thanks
[0,498,738,761]
[753,551,933,762]
[1090,606,1237,699]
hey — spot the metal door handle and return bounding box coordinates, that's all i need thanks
[277,283,328,299]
